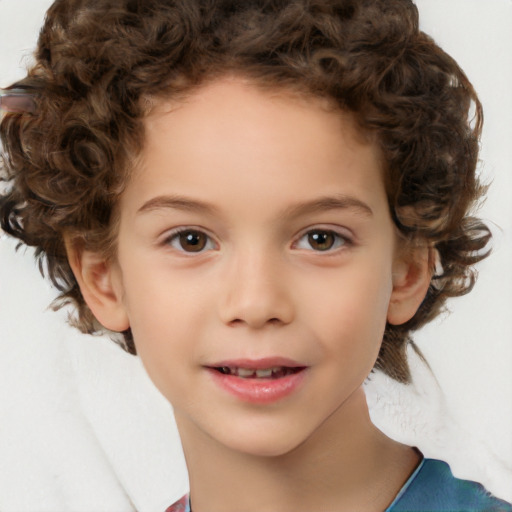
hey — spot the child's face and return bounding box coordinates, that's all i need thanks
[97,78,420,457]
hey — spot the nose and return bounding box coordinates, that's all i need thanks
[219,249,294,329]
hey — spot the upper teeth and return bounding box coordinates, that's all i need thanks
[255,369,273,378]
[220,367,286,378]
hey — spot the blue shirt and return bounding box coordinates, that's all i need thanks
[166,458,512,512]
[387,458,512,511]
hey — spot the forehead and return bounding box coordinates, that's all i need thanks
[121,77,386,219]
[145,77,369,146]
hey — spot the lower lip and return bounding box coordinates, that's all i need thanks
[207,368,307,404]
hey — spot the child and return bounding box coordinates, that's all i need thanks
[1,0,510,510]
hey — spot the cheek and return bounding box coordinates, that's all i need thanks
[120,253,205,330]
[117,267,203,394]
[129,309,198,406]
[305,263,393,356]
[312,262,392,322]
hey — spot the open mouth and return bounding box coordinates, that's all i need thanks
[207,361,308,403]
[213,366,305,379]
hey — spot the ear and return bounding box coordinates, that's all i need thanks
[387,246,433,326]
[65,239,130,332]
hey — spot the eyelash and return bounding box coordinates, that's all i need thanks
[293,228,354,253]
[162,227,217,254]
[161,226,354,254]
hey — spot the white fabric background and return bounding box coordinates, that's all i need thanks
[1,0,511,510]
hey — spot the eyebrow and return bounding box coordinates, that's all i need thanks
[137,194,373,218]
[282,195,374,219]
[137,195,219,215]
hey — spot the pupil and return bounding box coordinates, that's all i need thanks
[180,231,206,252]
[308,231,334,251]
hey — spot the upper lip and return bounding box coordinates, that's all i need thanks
[206,357,306,369]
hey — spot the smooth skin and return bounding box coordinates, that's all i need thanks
[67,77,431,512]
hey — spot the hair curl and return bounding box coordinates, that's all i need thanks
[0,0,490,382]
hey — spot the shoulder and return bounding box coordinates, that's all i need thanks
[390,458,512,512]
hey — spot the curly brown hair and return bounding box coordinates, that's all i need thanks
[0,0,490,383]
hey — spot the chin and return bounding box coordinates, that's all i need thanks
[214,425,309,459]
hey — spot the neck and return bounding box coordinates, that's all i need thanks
[176,387,420,512]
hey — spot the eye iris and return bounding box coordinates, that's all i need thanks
[179,231,207,252]
[308,231,335,251]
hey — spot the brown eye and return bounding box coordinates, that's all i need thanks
[295,229,350,252]
[307,231,336,251]
[179,231,207,252]
[167,229,214,253]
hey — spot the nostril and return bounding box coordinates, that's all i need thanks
[228,317,283,327]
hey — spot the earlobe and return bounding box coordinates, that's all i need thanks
[65,239,130,332]
[387,246,433,326]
